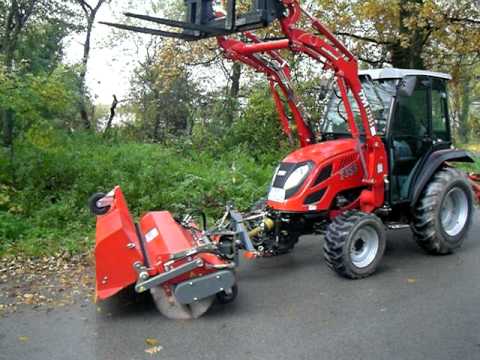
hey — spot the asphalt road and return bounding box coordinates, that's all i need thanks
[2,213,480,360]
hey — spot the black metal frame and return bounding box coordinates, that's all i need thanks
[100,0,285,41]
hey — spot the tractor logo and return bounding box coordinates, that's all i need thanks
[359,90,377,136]
[340,163,358,180]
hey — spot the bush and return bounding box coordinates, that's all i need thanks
[0,131,287,256]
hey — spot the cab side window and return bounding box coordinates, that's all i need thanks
[389,76,431,202]
[431,79,450,142]
[393,77,429,137]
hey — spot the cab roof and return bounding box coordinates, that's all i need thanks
[359,68,452,81]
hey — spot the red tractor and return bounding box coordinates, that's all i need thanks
[92,0,480,319]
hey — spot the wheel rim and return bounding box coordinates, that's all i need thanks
[349,225,379,268]
[440,187,469,237]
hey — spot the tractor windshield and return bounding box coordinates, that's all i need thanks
[320,78,397,136]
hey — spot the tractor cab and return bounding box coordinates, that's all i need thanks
[320,68,453,205]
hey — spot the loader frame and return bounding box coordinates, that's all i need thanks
[103,0,388,213]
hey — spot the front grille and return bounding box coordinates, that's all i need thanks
[313,164,332,186]
[304,188,327,205]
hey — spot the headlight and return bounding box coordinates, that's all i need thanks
[270,165,280,187]
[268,161,313,202]
[284,164,311,190]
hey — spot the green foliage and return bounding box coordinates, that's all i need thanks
[16,20,70,74]
[0,64,80,134]
[224,86,290,154]
[0,132,284,256]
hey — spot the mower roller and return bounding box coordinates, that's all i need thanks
[92,0,480,319]
[91,186,242,319]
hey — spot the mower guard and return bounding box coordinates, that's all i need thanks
[94,187,144,300]
[94,186,236,314]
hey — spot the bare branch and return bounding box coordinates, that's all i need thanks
[334,31,392,45]
[104,94,119,134]
[448,17,480,26]
[75,0,93,13]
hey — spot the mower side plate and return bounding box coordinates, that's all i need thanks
[174,270,235,304]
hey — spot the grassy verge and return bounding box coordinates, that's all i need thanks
[0,134,287,257]
[455,143,480,172]
[2,133,478,258]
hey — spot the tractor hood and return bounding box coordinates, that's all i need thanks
[267,139,360,206]
[283,138,357,164]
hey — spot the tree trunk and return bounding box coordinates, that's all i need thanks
[229,62,241,98]
[390,0,426,69]
[1,51,16,147]
[458,81,471,142]
[225,63,242,126]
[1,2,21,147]
[104,95,118,134]
[78,17,94,130]
[76,0,108,130]
[153,89,163,142]
[153,112,162,142]
[2,110,14,147]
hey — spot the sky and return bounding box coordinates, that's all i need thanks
[64,0,230,106]
[64,1,146,105]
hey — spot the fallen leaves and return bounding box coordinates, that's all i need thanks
[0,251,95,314]
[144,338,163,355]
[145,346,163,355]
[145,338,160,346]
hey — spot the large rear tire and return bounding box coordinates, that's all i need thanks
[323,211,386,279]
[412,167,473,254]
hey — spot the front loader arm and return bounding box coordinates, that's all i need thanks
[101,0,388,211]
[217,33,314,147]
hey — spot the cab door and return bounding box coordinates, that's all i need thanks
[430,78,452,149]
[388,76,433,203]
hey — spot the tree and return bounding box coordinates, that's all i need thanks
[75,0,109,130]
[0,0,39,147]
[311,0,480,69]
[0,0,80,146]
[449,61,480,142]
[307,0,480,140]
[128,38,199,142]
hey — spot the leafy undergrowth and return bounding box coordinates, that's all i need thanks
[5,131,475,259]
[0,133,287,257]
[462,143,480,154]
[455,143,480,172]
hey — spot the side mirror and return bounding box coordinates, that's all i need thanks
[398,76,417,97]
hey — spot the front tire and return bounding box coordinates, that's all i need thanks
[324,211,386,279]
[412,167,473,254]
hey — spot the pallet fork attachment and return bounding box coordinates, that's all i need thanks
[101,0,284,41]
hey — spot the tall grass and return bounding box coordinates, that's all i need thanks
[0,132,287,256]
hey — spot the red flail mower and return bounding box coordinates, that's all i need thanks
[91,0,480,319]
